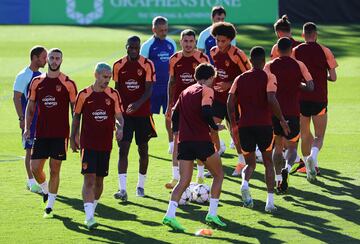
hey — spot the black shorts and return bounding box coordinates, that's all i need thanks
[120,116,157,145]
[31,138,67,161]
[81,149,110,177]
[272,116,300,142]
[177,141,215,162]
[212,100,229,121]
[239,126,274,154]
[300,101,328,117]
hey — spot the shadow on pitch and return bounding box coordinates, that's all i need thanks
[149,154,172,162]
[56,195,161,227]
[54,215,169,244]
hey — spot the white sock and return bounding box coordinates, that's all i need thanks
[197,165,204,178]
[303,155,309,162]
[275,174,283,182]
[238,154,245,164]
[84,202,94,221]
[46,192,57,209]
[241,180,249,190]
[165,200,178,218]
[93,200,98,212]
[39,181,49,194]
[172,166,180,180]
[137,173,146,189]
[266,193,274,206]
[208,198,219,216]
[286,164,292,173]
[118,174,127,191]
[310,147,319,163]
[295,154,300,162]
[28,178,36,187]
[169,141,174,148]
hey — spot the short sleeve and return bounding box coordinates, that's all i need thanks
[145,60,156,82]
[270,44,279,60]
[197,29,207,49]
[201,86,214,106]
[321,45,338,69]
[140,38,153,58]
[28,78,39,101]
[169,56,175,76]
[74,92,85,114]
[13,73,28,93]
[265,70,277,93]
[238,51,251,72]
[68,80,78,103]
[114,89,123,114]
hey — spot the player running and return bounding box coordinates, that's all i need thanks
[293,22,338,181]
[210,22,251,176]
[164,29,210,189]
[265,37,314,192]
[13,46,47,193]
[24,48,77,218]
[140,16,176,154]
[70,62,124,230]
[113,36,157,201]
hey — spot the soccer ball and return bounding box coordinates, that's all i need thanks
[188,182,198,193]
[179,187,192,205]
[192,184,210,204]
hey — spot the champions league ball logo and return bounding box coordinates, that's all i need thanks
[66,0,104,25]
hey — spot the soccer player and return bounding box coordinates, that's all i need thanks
[293,22,338,180]
[13,46,47,193]
[164,29,210,189]
[163,63,226,231]
[140,16,176,154]
[197,5,236,64]
[270,15,302,60]
[70,62,124,230]
[113,36,156,201]
[265,37,314,192]
[210,22,251,176]
[227,46,290,212]
[24,48,77,218]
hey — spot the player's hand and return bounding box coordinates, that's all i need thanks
[213,82,231,92]
[217,123,226,131]
[23,129,30,141]
[70,136,80,153]
[165,107,172,121]
[19,120,25,130]
[280,120,291,136]
[126,102,141,114]
[116,129,123,141]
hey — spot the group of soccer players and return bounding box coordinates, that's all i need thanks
[13,6,338,231]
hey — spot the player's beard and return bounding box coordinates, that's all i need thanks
[49,63,61,72]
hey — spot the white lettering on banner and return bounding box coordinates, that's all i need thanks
[92,109,108,122]
[42,95,58,108]
[110,0,241,8]
[125,79,140,91]
[180,73,194,84]
[66,0,104,24]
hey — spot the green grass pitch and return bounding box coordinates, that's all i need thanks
[0,24,359,243]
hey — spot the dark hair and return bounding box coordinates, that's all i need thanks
[180,29,196,39]
[277,37,292,52]
[250,46,265,62]
[30,46,46,60]
[152,16,168,27]
[211,22,236,40]
[211,6,226,18]
[48,48,62,56]
[274,14,291,33]
[127,35,141,45]
[303,22,317,35]
[194,63,216,81]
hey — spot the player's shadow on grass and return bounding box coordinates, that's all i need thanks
[149,154,172,162]
[56,195,161,227]
[54,215,170,244]
[253,199,360,243]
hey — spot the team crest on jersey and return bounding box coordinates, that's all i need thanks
[167,44,172,50]
[137,69,143,76]
[56,85,62,92]
[192,63,198,69]
[105,98,111,106]
[225,60,230,67]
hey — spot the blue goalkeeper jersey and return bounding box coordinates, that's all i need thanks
[140,36,176,95]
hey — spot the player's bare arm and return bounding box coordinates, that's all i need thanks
[23,100,36,140]
[13,91,25,129]
[115,112,124,141]
[70,113,81,152]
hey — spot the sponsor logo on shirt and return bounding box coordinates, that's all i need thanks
[125,79,140,91]
[92,109,108,122]
[42,95,58,108]
[217,69,228,80]
[180,73,194,84]
[158,51,170,63]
